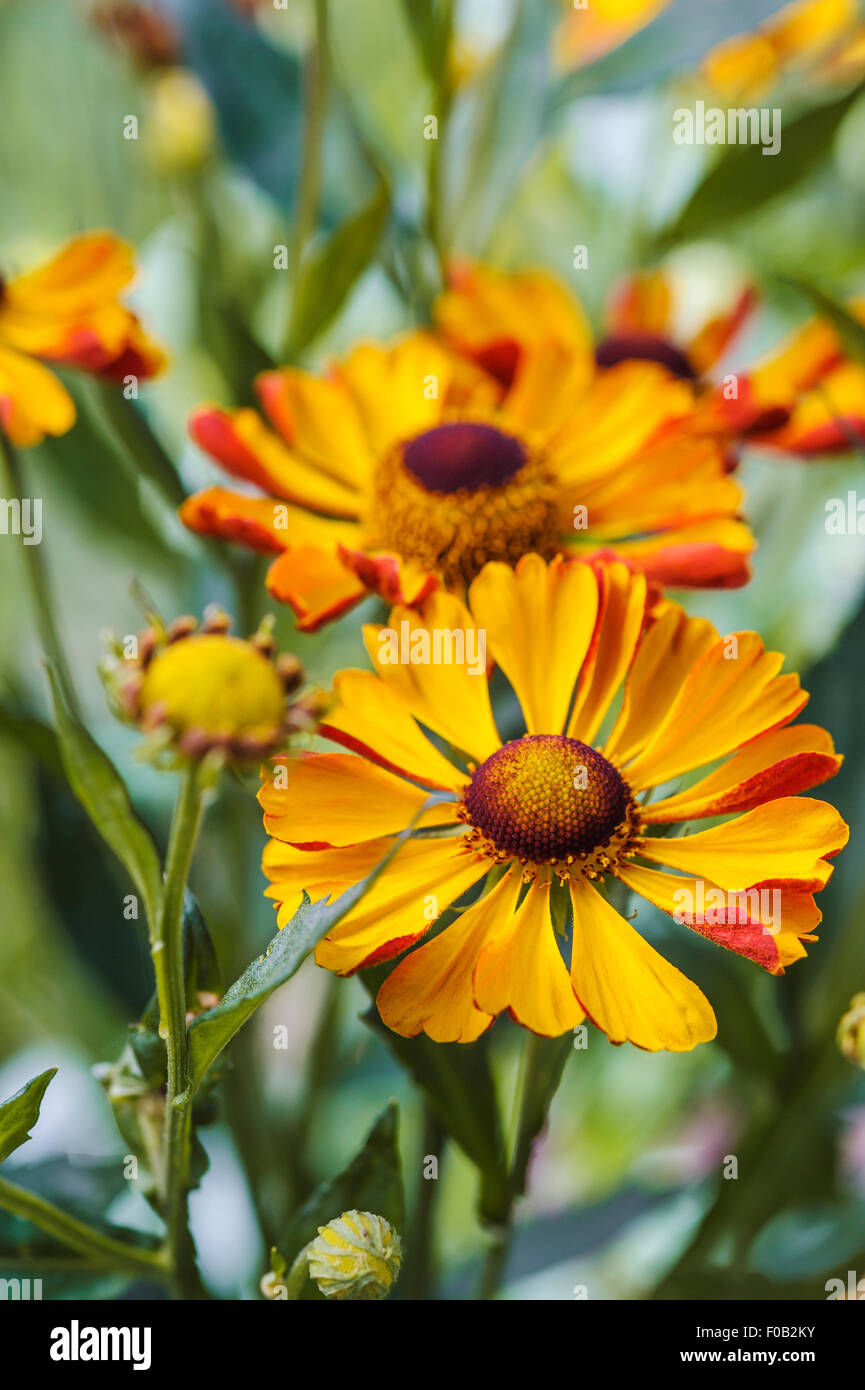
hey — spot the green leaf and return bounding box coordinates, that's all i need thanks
[655,84,865,248]
[776,275,865,368]
[509,1034,572,1202]
[279,1103,404,1275]
[187,816,433,1089]
[361,1002,508,1224]
[0,1070,57,1164]
[47,668,164,931]
[399,0,453,86]
[287,177,391,356]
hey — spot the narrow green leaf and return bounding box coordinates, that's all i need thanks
[399,0,453,86]
[0,1070,57,1164]
[287,178,391,356]
[279,1103,404,1274]
[509,1034,573,1202]
[47,668,163,930]
[188,813,438,1089]
[655,84,865,248]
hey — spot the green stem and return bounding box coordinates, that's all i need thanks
[477,1030,547,1300]
[153,762,208,1299]
[426,3,455,289]
[285,0,330,356]
[0,429,81,719]
[400,1106,446,1300]
[0,1175,169,1281]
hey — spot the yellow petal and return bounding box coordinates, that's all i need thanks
[474,877,584,1035]
[634,797,849,891]
[364,590,501,763]
[319,668,469,790]
[568,561,646,744]
[376,870,522,1042]
[569,875,716,1051]
[0,341,76,445]
[316,837,486,974]
[468,554,599,736]
[259,752,458,847]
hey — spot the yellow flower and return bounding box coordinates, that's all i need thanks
[105,607,319,763]
[259,555,847,1052]
[554,0,669,73]
[181,266,752,631]
[306,1211,402,1300]
[0,232,166,446]
[703,0,861,100]
[146,68,215,173]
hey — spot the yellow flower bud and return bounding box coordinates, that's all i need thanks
[146,67,215,174]
[306,1211,402,1301]
[838,992,865,1068]
[103,608,317,765]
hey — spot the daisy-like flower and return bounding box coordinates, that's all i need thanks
[447,260,865,462]
[181,281,752,630]
[259,554,847,1052]
[0,232,166,446]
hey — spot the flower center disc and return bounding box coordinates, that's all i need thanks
[464,734,630,862]
[366,421,561,586]
[595,332,696,381]
[402,422,527,494]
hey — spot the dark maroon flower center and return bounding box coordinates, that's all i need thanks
[464,734,629,862]
[595,332,697,381]
[402,422,527,495]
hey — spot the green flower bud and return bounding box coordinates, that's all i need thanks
[838,992,865,1068]
[306,1211,402,1301]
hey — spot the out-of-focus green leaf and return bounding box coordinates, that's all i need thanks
[399,0,453,86]
[287,178,391,356]
[509,1034,572,1201]
[279,1103,404,1279]
[553,0,814,101]
[0,705,61,777]
[750,1202,865,1279]
[777,275,865,368]
[362,1003,509,1223]
[0,1069,57,1164]
[47,668,164,931]
[188,816,428,1089]
[655,84,865,247]
[89,384,186,510]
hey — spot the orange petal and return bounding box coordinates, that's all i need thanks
[337,546,439,609]
[617,860,820,975]
[190,405,361,516]
[587,520,754,590]
[255,366,377,486]
[644,723,842,822]
[266,545,367,630]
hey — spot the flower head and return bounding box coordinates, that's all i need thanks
[181,271,752,630]
[259,555,847,1052]
[306,1211,402,1300]
[0,232,166,446]
[104,606,320,764]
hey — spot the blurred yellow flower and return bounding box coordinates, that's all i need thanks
[146,67,216,173]
[0,232,165,447]
[554,0,669,73]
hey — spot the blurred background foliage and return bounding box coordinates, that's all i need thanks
[1,0,864,1299]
